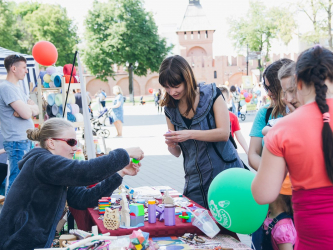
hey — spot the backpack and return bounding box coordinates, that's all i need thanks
[101,91,107,98]
[265,107,273,125]
[261,212,293,250]
[208,91,250,170]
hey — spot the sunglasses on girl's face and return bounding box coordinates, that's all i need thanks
[51,138,77,146]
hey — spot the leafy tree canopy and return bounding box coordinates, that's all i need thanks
[228,1,296,61]
[0,1,79,66]
[84,0,173,81]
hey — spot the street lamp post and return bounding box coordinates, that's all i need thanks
[246,44,249,76]
[126,61,139,105]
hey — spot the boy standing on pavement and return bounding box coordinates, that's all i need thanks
[0,55,39,196]
[219,86,249,154]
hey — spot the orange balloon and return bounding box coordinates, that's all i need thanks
[148,88,153,94]
[32,41,58,66]
[245,97,251,103]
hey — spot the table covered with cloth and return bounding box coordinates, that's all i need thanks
[69,198,238,239]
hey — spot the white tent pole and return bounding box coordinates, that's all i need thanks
[77,52,96,159]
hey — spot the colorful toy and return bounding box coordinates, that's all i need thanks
[179,211,192,223]
[148,200,156,224]
[129,203,145,227]
[129,230,150,250]
[98,198,110,215]
[156,205,164,221]
[132,158,140,164]
[73,147,85,160]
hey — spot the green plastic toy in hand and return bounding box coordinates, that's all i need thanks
[132,158,140,164]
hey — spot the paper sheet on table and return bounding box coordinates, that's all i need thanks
[133,186,162,199]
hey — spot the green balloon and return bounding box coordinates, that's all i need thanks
[208,168,268,234]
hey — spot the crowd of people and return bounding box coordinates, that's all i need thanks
[0,45,332,250]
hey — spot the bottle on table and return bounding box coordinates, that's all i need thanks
[148,200,156,224]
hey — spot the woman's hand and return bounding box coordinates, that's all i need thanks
[165,138,178,148]
[163,130,192,143]
[118,162,141,177]
[282,97,300,113]
[125,147,144,160]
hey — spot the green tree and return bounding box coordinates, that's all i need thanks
[297,0,325,44]
[319,0,333,49]
[228,1,296,79]
[83,0,173,84]
[0,0,20,51]
[13,3,79,65]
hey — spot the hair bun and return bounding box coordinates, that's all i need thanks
[26,128,41,141]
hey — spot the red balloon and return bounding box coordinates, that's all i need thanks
[249,93,253,98]
[245,97,251,103]
[241,90,246,94]
[32,41,58,66]
[148,88,153,94]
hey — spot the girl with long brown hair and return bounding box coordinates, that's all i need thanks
[160,55,243,208]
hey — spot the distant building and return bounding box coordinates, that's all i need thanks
[85,0,296,97]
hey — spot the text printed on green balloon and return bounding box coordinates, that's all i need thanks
[209,200,232,228]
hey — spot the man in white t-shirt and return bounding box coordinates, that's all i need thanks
[0,55,39,195]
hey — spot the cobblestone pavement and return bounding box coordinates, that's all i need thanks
[90,102,256,246]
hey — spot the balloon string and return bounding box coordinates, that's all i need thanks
[63,51,78,117]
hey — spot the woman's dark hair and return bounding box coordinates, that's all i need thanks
[263,58,293,118]
[230,85,236,92]
[159,55,197,116]
[296,46,333,183]
[277,194,293,216]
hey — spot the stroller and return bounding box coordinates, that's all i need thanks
[82,108,111,138]
[228,105,246,121]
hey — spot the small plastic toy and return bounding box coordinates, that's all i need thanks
[129,230,150,250]
[179,211,192,223]
[129,203,145,227]
[132,158,140,164]
[156,205,165,221]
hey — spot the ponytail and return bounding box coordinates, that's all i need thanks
[296,46,333,183]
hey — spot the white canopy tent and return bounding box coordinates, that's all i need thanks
[0,46,39,95]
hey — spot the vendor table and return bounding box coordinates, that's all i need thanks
[69,199,238,239]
